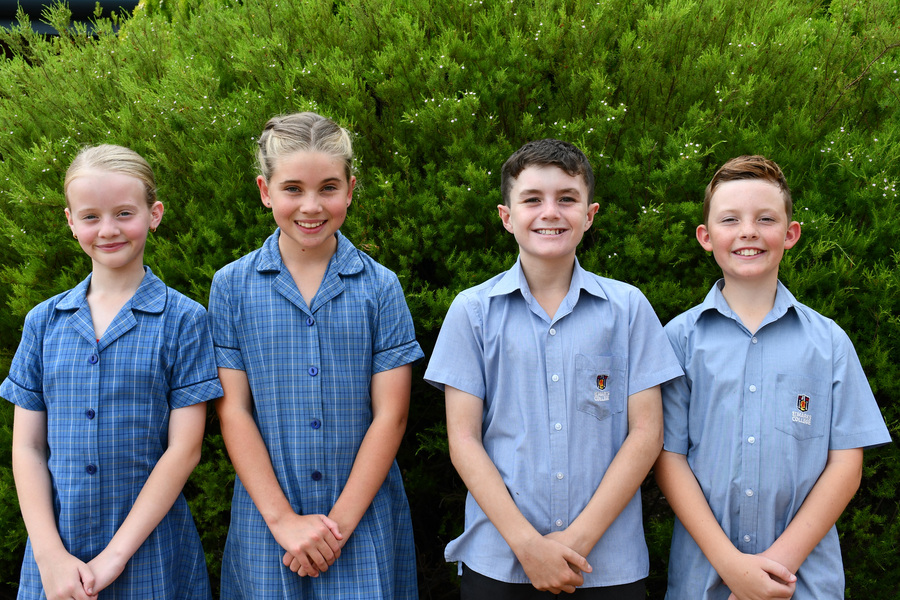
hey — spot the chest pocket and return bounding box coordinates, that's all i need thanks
[575,354,626,422]
[773,373,829,441]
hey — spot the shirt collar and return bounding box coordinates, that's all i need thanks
[702,278,807,323]
[256,229,364,276]
[487,256,608,302]
[55,267,167,314]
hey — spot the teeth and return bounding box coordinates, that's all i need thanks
[536,229,563,235]
[297,221,325,229]
[735,249,762,256]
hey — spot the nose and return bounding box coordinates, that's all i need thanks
[298,193,323,213]
[539,199,561,219]
[98,217,120,238]
[738,221,759,239]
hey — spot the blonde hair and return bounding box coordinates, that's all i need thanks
[256,112,353,182]
[64,145,157,208]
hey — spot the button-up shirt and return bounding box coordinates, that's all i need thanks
[662,280,891,599]
[424,258,682,586]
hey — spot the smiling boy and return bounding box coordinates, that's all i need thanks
[425,139,682,598]
[655,155,891,599]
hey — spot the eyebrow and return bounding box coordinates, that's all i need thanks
[517,187,582,197]
[279,177,343,185]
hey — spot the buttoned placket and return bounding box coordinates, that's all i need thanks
[738,328,763,552]
[546,317,569,531]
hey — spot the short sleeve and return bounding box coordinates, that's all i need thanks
[828,324,891,450]
[423,292,486,399]
[661,318,691,455]
[208,268,246,371]
[625,290,684,395]
[167,299,224,409]
[371,271,424,374]
[1,308,47,411]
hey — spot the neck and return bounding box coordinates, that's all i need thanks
[720,274,779,334]
[520,255,575,319]
[278,232,338,271]
[88,262,146,298]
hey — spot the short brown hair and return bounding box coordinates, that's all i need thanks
[500,139,595,206]
[703,155,792,223]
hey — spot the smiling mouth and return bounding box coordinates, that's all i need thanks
[734,249,764,256]
[297,221,326,229]
[535,228,565,235]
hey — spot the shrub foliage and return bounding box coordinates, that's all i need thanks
[1,0,898,597]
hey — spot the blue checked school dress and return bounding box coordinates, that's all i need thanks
[209,230,422,599]
[0,268,221,600]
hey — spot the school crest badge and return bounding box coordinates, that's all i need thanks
[594,375,610,403]
[797,394,810,412]
[596,375,609,390]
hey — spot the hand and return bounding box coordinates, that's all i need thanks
[514,535,592,594]
[35,548,97,600]
[273,513,343,577]
[720,552,796,600]
[85,547,128,596]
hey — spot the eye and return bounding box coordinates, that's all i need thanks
[759,216,776,223]
[720,216,738,223]
[559,196,577,203]
[322,184,339,193]
[522,197,540,204]
[118,210,134,218]
[285,185,302,193]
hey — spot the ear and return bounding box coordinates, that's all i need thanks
[65,207,75,230]
[149,201,164,229]
[584,202,600,231]
[498,204,514,234]
[346,175,356,207]
[257,175,271,207]
[696,223,713,251]
[783,220,802,249]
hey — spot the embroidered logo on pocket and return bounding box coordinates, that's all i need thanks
[797,394,810,412]
[596,375,609,390]
[594,374,610,402]
[792,394,812,425]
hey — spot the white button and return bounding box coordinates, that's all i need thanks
[743,534,751,542]
[556,472,564,480]
[549,328,557,335]
[745,489,754,497]
[554,423,562,431]
[751,337,758,344]
[749,385,757,392]
[748,436,756,444]
[555,519,563,527]
[551,374,559,382]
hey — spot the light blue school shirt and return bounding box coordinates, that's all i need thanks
[662,280,892,600]
[209,230,423,600]
[1,268,221,600]
[424,257,683,587]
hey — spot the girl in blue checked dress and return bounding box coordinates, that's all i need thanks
[1,145,222,600]
[209,112,423,599]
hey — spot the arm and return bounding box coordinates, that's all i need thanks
[762,448,863,573]
[654,450,796,600]
[445,385,591,594]
[86,401,207,594]
[215,367,341,577]
[547,386,663,557]
[12,406,96,600]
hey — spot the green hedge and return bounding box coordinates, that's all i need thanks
[1,0,898,597]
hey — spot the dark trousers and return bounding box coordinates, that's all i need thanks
[460,564,646,600]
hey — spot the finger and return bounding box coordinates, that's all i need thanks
[320,515,344,540]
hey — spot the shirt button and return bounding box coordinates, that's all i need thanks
[308,366,319,376]
[549,328,557,336]
[743,534,751,542]
[85,464,97,475]
[751,337,758,344]
[555,519,563,527]
[745,489,754,497]
[310,419,321,429]
[749,385,757,392]
[306,317,315,326]
[551,374,559,382]
[85,409,95,419]
[554,423,562,431]
[311,470,323,481]
[556,472,564,480]
[88,354,98,365]
[748,436,755,444]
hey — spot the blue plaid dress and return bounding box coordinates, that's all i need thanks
[209,230,422,600]
[0,268,221,599]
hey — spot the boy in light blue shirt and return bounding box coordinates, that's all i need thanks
[656,155,891,599]
[425,139,682,598]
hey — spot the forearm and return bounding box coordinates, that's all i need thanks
[764,448,863,573]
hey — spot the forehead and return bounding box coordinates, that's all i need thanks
[708,179,787,214]
[67,170,146,207]
[510,164,588,197]
[271,150,348,181]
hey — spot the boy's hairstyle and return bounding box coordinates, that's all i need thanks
[64,144,157,208]
[500,138,595,206]
[257,112,353,182]
[704,155,792,223]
